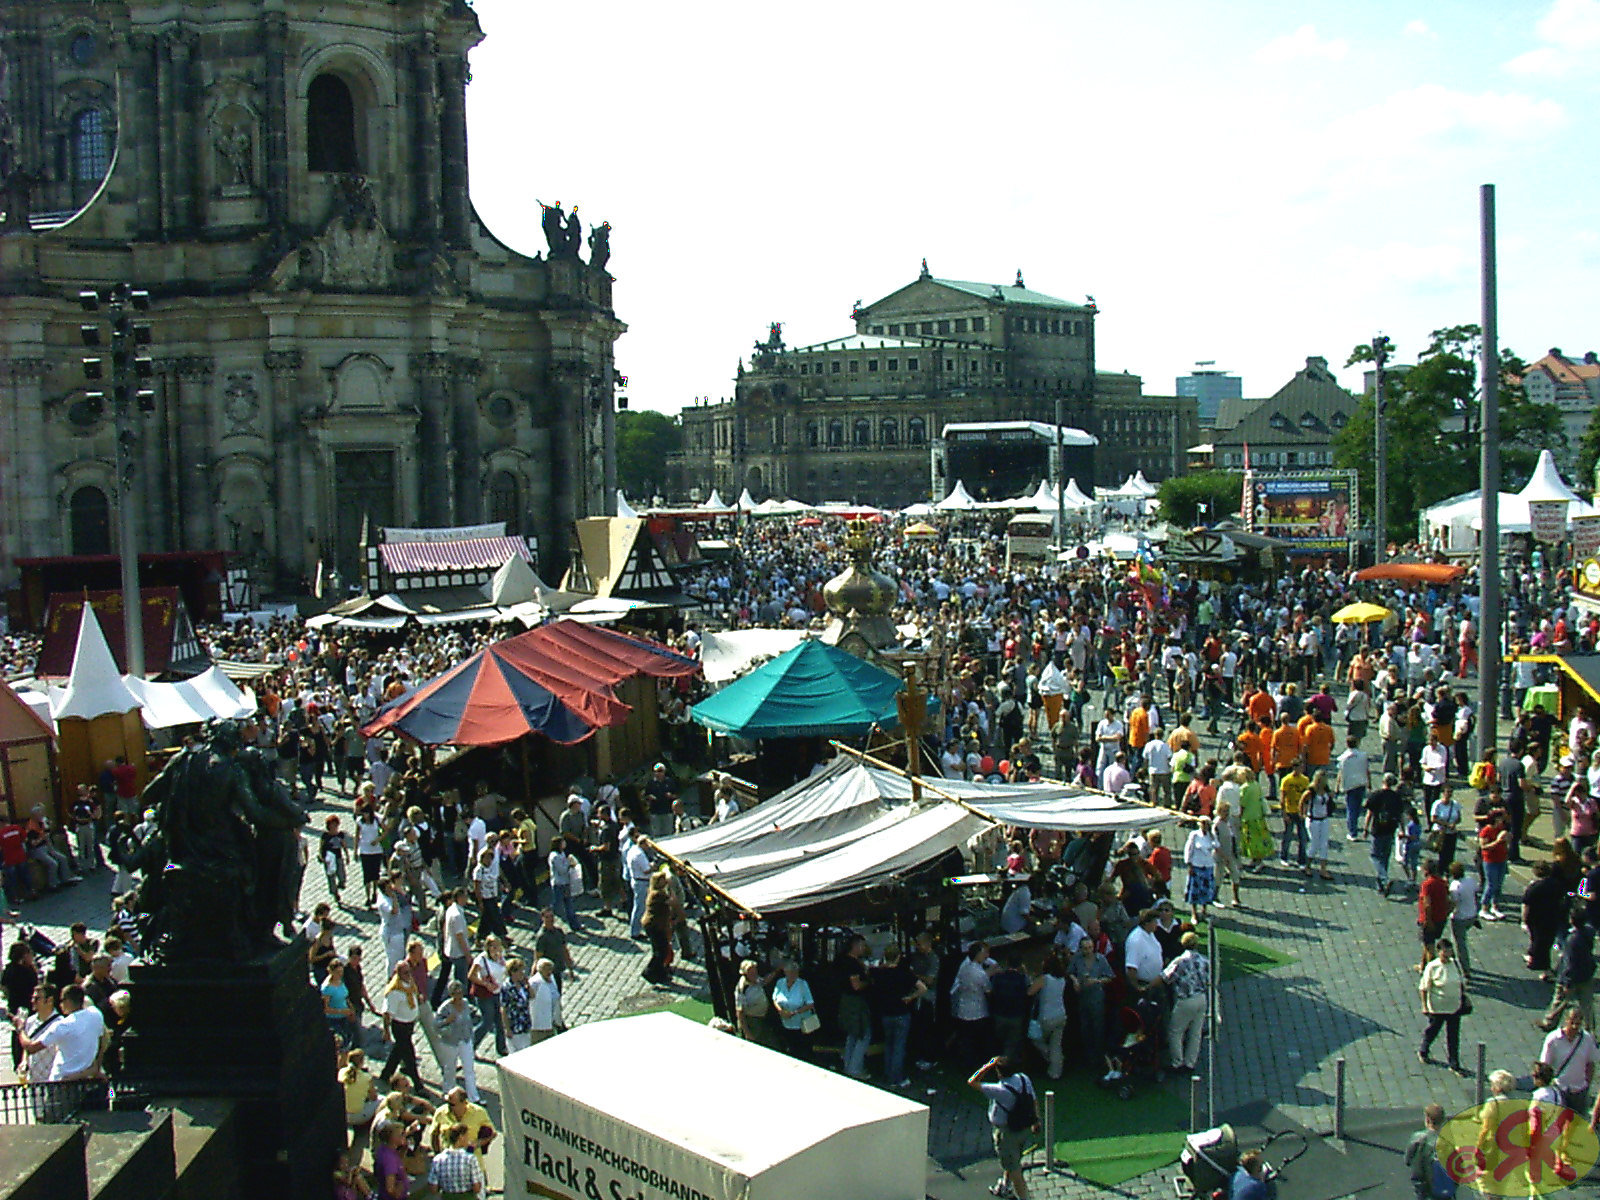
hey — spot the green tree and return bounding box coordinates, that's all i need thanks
[1577,405,1600,498]
[1157,470,1243,526]
[1335,326,1561,545]
[615,410,681,501]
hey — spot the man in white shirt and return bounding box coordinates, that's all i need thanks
[1124,910,1165,994]
[1094,710,1126,774]
[435,890,472,1005]
[624,838,654,938]
[1143,736,1174,808]
[465,812,489,869]
[1101,752,1133,796]
[1335,737,1371,842]
[999,879,1033,935]
[13,985,105,1081]
[1539,1008,1597,1106]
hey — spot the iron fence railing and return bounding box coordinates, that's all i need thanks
[0,1078,109,1124]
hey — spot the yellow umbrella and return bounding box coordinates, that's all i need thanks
[1331,601,1392,624]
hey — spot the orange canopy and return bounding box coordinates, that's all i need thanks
[1352,562,1466,584]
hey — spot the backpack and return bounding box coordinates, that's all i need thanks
[1468,761,1493,791]
[1430,1156,1459,1198]
[1002,1080,1037,1131]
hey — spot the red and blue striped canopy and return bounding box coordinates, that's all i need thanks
[362,619,699,747]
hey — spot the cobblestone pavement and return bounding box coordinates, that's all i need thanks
[10,702,1600,1198]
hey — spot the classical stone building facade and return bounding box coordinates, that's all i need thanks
[673,268,1195,506]
[0,0,622,591]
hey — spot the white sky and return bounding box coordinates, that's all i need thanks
[465,0,1600,414]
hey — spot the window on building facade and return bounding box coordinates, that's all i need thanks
[71,108,111,181]
[831,361,841,374]
[921,321,934,335]
[307,73,361,172]
[488,472,522,533]
[806,422,818,447]
[848,360,859,373]
[887,359,898,371]
[907,358,918,371]
[938,320,950,334]
[908,417,926,445]
[880,419,897,445]
[871,326,883,334]
[972,317,985,332]
[954,318,968,333]
[853,418,871,445]
[994,360,1003,373]
[827,420,843,446]
[69,485,111,555]
[867,359,878,373]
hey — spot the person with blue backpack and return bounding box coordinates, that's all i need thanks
[1405,1103,1456,1199]
[968,1053,1039,1199]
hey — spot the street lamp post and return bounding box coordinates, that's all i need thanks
[1372,335,1390,564]
[79,284,155,678]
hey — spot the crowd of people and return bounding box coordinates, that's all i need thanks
[6,508,1600,1197]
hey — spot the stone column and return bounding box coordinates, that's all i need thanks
[438,56,470,245]
[451,355,483,523]
[411,36,442,241]
[416,351,452,524]
[176,357,215,550]
[261,14,290,231]
[264,349,303,587]
[0,357,51,567]
[127,33,162,237]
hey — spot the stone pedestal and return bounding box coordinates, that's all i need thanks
[114,942,343,1200]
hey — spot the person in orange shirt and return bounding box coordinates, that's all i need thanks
[1246,685,1276,729]
[1302,712,1336,769]
[1236,722,1267,775]
[1270,714,1302,801]
[1128,695,1153,768]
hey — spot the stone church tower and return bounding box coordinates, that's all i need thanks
[0,0,622,592]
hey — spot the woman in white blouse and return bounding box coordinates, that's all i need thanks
[1417,940,1469,1076]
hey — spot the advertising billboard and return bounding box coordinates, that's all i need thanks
[1244,469,1358,557]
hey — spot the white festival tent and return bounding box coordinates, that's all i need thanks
[47,605,254,729]
[1062,478,1095,508]
[697,629,810,685]
[657,756,1162,916]
[933,479,980,511]
[1129,470,1159,497]
[900,501,936,517]
[499,1012,928,1200]
[736,487,758,511]
[753,497,815,515]
[701,488,728,509]
[1466,449,1600,534]
[615,490,639,519]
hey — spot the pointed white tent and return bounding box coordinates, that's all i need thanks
[616,490,640,519]
[702,489,728,509]
[1519,450,1582,504]
[55,603,141,720]
[736,487,758,511]
[1130,470,1159,497]
[1030,480,1060,510]
[1063,478,1094,508]
[52,603,147,818]
[934,480,979,511]
[481,552,540,606]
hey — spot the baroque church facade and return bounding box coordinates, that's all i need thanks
[0,0,622,592]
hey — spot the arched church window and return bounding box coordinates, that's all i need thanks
[488,471,522,534]
[71,109,111,182]
[70,485,111,555]
[307,73,360,172]
[853,419,871,446]
[908,417,926,446]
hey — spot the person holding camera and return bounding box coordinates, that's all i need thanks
[968,1054,1039,1200]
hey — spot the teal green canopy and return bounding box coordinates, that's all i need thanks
[689,639,926,738]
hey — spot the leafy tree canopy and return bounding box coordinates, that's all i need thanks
[1334,325,1562,544]
[1158,470,1243,527]
[616,410,681,501]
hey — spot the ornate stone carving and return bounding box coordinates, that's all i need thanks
[264,349,303,374]
[223,372,261,435]
[214,116,254,189]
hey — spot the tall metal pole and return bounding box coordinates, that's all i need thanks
[1477,184,1500,758]
[1372,336,1389,563]
[1054,392,1066,562]
[115,409,145,678]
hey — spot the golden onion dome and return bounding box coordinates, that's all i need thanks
[823,519,897,618]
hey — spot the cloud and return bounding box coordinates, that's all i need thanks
[1402,19,1436,38]
[1254,24,1349,64]
[1505,0,1600,76]
[1327,84,1567,158]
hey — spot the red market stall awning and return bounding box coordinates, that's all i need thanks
[1352,562,1466,585]
[361,619,699,747]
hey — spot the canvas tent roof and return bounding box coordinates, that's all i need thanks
[615,490,639,519]
[0,678,55,743]
[1520,449,1583,504]
[658,757,1160,916]
[1063,478,1094,507]
[498,1012,926,1200]
[688,640,914,738]
[54,603,141,719]
[934,480,979,511]
[697,629,809,684]
[120,666,256,729]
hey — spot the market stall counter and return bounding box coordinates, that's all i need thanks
[499,1011,928,1200]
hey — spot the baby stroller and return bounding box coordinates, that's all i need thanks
[1098,993,1166,1100]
